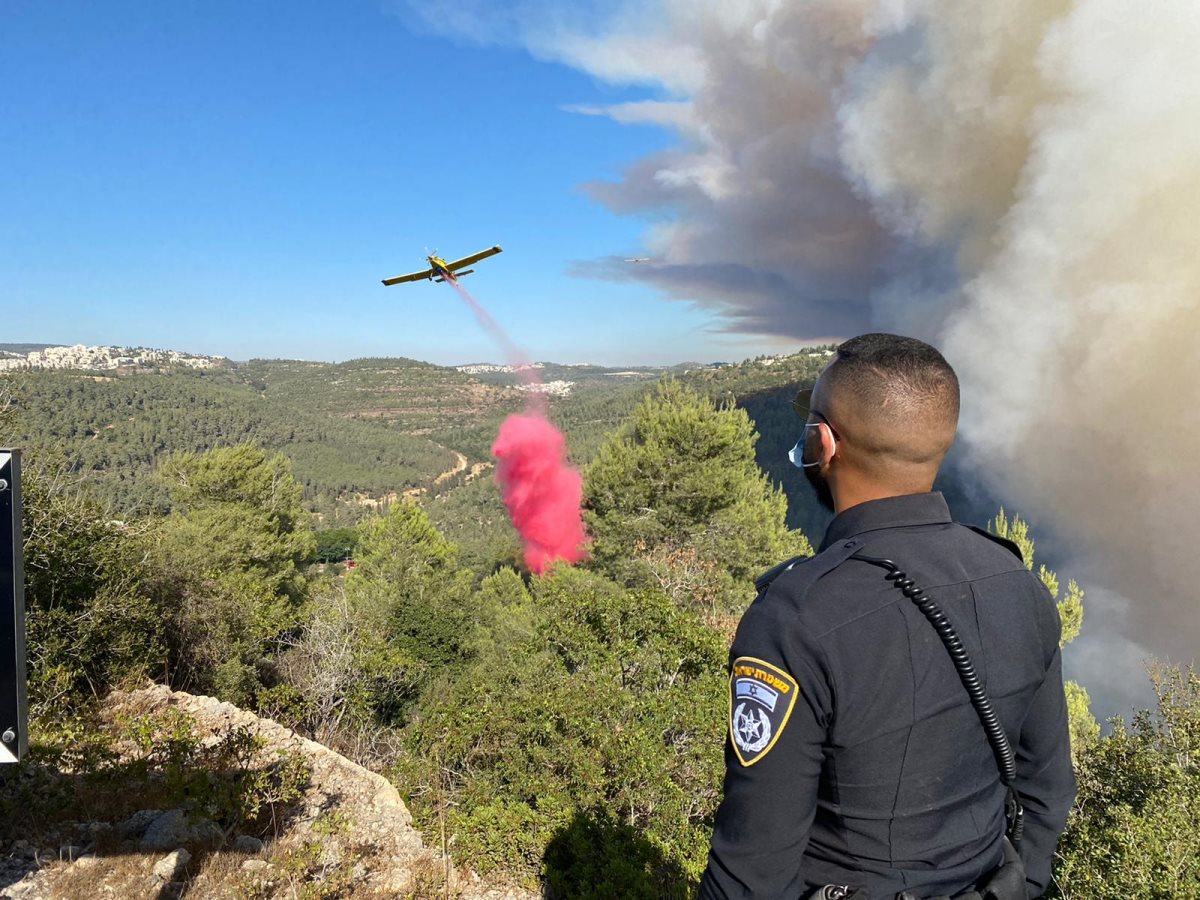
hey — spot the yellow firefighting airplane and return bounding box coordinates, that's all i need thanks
[381,245,503,286]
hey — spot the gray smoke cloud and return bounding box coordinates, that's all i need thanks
[401,0,1200,713]
[846,0,1200,714]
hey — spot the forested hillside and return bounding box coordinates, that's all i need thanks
[2,350,836,535]
[2,354,1195,898]
[4,358,523,525]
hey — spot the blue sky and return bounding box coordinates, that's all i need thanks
[0,0,800,365]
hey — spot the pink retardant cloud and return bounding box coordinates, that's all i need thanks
[491,412,589,573]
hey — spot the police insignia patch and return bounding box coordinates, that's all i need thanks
[728,656,799,766]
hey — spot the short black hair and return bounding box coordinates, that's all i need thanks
[825,333,960,456]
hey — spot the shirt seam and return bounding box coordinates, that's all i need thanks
[821,518,952,550]
[802,569,1032,642]
[887,602,916,883]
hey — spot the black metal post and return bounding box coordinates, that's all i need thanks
[0,449,27,763]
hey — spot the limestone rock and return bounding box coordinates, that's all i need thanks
[13,684,542,900]
[140,810,191,851]
[152,848,192,882]
[189,818,224,849]
[232,834,265,854]
[118,808,162,839]
[137,809,222,851]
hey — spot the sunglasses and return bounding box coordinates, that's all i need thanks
[792,388,814,419]
[792,387,841,439]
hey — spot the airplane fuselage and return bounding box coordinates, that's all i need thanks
[428,256,454,280]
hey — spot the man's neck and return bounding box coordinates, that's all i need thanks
[832,477,935,515]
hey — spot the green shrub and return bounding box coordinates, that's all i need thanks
[21,460,164,716]
[148,442,316,705]
[583,378,809,618]
[543,809,692,900]
[314,526,358,563]
[277,505,476,743]
[398,566,726,894]
[988,509,1099,759]
[1050,664,1200,898]
[347,502,474,678]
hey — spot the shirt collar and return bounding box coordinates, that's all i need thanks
[818,492,953,551]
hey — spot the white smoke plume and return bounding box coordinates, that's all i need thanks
[848,0,1200,712]
[401,0,1200,711]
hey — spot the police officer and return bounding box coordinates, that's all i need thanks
[699,334,1075,900]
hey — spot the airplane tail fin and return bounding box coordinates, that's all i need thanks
[455,269,475,277]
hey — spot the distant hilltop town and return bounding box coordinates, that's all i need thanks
[454,364,574,396]
[516,380,574,398]
[454,362,546,375]
[0,344,226,372]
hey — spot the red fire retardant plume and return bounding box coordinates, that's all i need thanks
[445,277,588,571]
[491,412,588,573]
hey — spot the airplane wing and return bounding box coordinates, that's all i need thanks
[382,269,433,286]
[446,245,502,272]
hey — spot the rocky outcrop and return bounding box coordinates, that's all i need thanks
[1,685,537,900]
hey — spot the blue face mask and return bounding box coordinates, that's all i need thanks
[788,423,832,468]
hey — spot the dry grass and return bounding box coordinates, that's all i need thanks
[34,838,460,900]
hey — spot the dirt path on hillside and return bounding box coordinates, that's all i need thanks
[398,451,489,502]
[434,451,469,485]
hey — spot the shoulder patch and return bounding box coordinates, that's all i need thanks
[728,657,799,766]
[965,525,1025,564]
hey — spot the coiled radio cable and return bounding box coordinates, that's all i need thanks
[851,552,1025,849]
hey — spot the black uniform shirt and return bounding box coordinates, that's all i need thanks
[700,493,1075,900]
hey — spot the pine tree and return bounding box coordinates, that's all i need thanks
[988,508,1098,754]
[150,442,316,704]
[583,378,810,623]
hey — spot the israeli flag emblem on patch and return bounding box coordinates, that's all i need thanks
[735,677,778,711]
[728,656,799,766]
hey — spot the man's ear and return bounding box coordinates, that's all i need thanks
[817,421,838,466]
